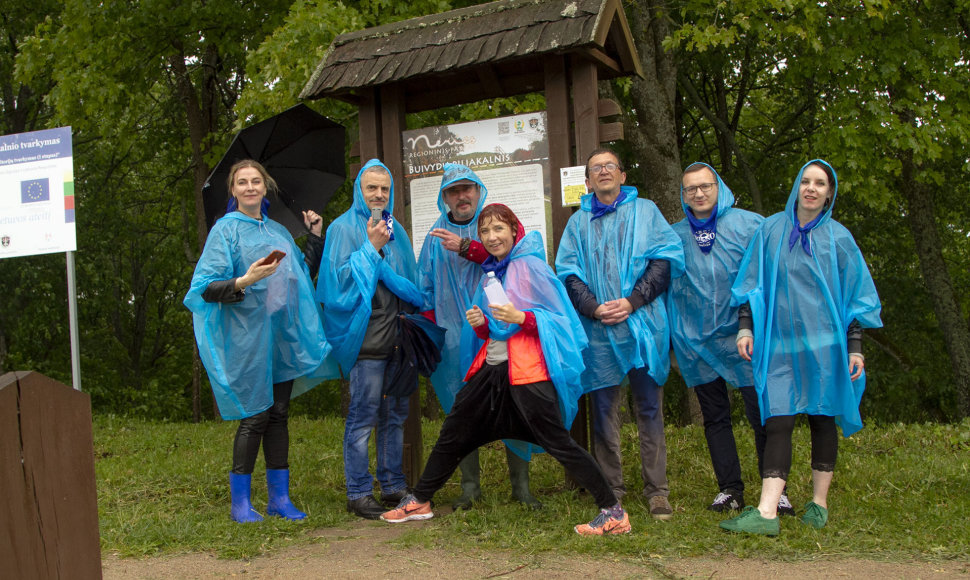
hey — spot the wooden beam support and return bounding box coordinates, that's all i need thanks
[475,65,505,98]
[404,68,543,112]
[583,47,624,77]
[544,55,573,255]
[599,121,624,143]
[598,98,622,118]
[380,83,407,227]
[357,88,382,163]
[570,56,600,165]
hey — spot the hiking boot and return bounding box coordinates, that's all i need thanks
[777,493,796,516]
[801,501,828,529]
[380,493,434,523]
[649,495,673,520]
[708,491,744,512]
[719,506,780,536]
[346,495,386,520]
[380,488,408,508]
[574,508,632,536]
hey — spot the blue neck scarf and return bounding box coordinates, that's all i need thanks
[590,189,628,221]
[226,197,270,216]
[481,252,512,281]
[789,210,824,256]
[686,210,717,254]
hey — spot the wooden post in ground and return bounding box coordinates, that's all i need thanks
[0,371,101,580]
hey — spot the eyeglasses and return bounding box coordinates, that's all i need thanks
[683,183,716,196]
[590,162,620,174]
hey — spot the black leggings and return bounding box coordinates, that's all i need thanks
[762,414,837,480]
[413,363,617,509]
[231,380,293,474]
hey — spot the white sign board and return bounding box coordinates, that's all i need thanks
[0,127,76,259]
[402,112,550,260]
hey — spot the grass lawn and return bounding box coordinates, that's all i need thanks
[94,414,970,563]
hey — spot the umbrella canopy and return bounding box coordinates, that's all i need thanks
[383,313,448,398]
[202,104,346,237]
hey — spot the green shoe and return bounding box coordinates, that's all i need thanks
[801,501,828,529]
[719,506,780,536]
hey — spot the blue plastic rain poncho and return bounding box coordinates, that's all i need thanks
[317,159,423,372]
[416,163,488,412]
[184,212,334,420]
[460,230,589,460]
[731,160,882,436]
[667,163,763,388]
[556,187,685,389]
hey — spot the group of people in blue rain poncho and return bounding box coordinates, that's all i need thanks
[184,145,881,538]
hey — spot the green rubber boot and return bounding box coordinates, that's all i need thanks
[507,446,542,509]
[452,449,482,510]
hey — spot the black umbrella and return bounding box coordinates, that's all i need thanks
[202,104,346,237]
[383,313,448,398]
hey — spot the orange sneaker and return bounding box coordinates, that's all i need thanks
[574,508,632,535]
[380,494,433,523]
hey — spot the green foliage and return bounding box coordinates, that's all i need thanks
[95,416,970,561]
[3,0,969,422]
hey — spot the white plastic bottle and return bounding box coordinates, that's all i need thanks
[482,271,510,305]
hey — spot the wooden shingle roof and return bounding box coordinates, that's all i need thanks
[300,0,642,111]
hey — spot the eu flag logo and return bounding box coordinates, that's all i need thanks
[21,178,50,203]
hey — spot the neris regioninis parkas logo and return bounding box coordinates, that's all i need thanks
[1,235,10,248]
[21,178,50,203]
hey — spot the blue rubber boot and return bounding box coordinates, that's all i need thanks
[266,469,307,520]
[229,473,264,523]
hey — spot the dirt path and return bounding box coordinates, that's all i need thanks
[101,520,969,579]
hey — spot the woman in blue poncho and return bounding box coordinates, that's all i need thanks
[184,160,332,523]
[721,160,882,536]
[380,204,632,536]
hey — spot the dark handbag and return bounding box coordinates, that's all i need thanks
[382,313,447,397]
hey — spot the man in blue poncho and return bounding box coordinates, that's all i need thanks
[416,163,540,509]
[555,148,685,519]
[317,159,425,520]
[667,163,789,514]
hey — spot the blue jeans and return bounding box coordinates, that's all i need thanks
[344,359,409,500]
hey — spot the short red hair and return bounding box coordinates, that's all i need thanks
[478,204,525,243]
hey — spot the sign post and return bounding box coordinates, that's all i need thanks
[0,127,80,390]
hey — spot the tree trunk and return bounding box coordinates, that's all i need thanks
[622,0,682,221]
[170,43,223,420]
[900,152,970,417]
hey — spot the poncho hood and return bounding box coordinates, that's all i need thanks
[436,162,488,223]
[679,162,736,220]
[352,158,396,217]
[785,159,838,228]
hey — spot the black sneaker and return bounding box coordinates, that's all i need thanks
[777,493,796,516]
[347,495,386,520]
[381,488,408,508]
[708,491,744,512]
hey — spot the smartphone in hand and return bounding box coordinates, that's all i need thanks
[265,250,286,264]
[371,208,383,225]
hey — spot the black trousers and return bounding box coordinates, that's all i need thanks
[413,363,617,509]
[232,380,293,474]
[693,378,766,492]
[762,414,838,480]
